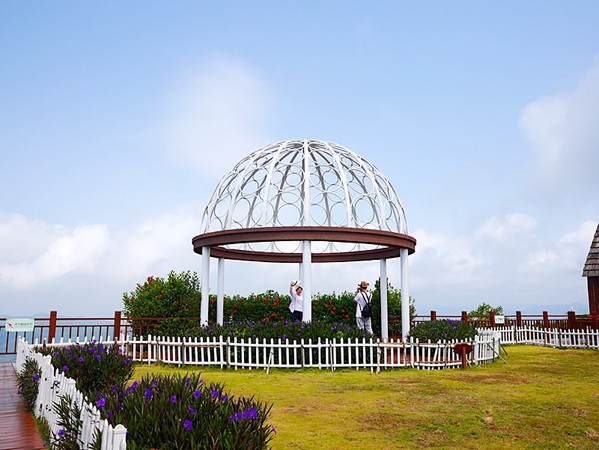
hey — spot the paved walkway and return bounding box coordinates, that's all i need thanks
[0,362,45,449]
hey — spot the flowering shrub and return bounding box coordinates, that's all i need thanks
[16,358,42,411]
[97,373,275,450]
[409,320,478,342]
[219,290,291,324]
[34,343,275,449]
[312,291,356,323]
[187,319,370,341]
[37,341,134,399]
[123,271,201,336]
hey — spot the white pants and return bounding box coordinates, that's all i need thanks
[356,316,373,335]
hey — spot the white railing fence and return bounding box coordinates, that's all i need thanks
[16,338,127,450]
[110,333,502,370]
[477,326,599,349]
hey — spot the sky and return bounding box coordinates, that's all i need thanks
[1,1,598,318]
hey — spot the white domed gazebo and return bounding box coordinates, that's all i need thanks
[193,139,416,339]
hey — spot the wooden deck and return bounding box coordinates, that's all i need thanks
[0,363,45,449]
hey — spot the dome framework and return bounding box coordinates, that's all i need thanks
[193,139,416,338]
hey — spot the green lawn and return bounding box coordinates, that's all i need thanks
[133,346,599,449]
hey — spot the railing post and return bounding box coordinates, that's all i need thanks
[461,311,468,322]
[490,311,496,328]
[113,311,122,341]
[516,311,522,327]
[543,311,550,329]
[567,310,576,330]
[48,310,57,343]
[430,310,437,321]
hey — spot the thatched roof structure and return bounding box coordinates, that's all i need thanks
[582,223,599,277]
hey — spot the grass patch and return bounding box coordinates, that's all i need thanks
[133,346,599,449]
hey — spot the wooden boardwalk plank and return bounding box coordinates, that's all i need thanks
[0,363,45,450]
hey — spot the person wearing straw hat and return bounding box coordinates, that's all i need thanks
[289,280,303,322]
[354,281,373,334]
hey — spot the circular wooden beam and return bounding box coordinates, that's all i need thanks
[192,226,416,263]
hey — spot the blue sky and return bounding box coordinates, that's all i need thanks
[1,1,598,317]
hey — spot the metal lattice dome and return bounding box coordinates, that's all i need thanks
[194,139,415,262]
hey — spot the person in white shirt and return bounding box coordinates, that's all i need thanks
[289,280,303,322]
[354,280,373,334]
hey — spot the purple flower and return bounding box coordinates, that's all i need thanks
[126,381,139,393]
[229,407,258,422]
[183,419,193,431]
[220,394,227,402]
[62,365,69,372]
[96,397,106,408]
[57,428,65,437]
[211,389,219,398]
[184,376,191,387]
[187,405,196,415]
[78,357,84,363]
[96,354,102,361]
[271,425,277,435]
[144,388,153,400]
[193,390,201,399]
[170,394,177,404]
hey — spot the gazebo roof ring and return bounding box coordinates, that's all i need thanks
[192,226,416,263]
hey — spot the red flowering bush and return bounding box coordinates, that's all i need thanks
[122,271,201,336]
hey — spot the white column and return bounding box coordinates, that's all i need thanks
[217,258,225,325]
[400,248,410,339]
[380,259,389,341]
[302,240,312,322]
[200,247,211,326]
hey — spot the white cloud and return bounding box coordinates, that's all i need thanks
[164,56,275,178]
[406,217,595,314]
[0,219,110,288]
[519,59,599,193]
[476,213,538,240]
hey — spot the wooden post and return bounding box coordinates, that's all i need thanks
[516,311,522,327]
[461,347,468,369]
[430,310,437,321]
[48,310,57,344]
[113,311,122,341]
[543,311,550,329]
[461,311,468,322]
[567,310,576,330]
[490,311,496,328]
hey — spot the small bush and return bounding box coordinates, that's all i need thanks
[97,373,275,450]
[17,358,41,411]
[409,320,478,342]
[123,271,202,336]
[37,341,134,399]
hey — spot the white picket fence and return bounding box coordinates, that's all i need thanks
[477,326,599,349]
[114,331,502,371]
[15,338,127,450]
